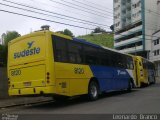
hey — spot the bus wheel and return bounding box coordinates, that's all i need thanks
[88,81,99,101]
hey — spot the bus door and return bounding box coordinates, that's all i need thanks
[135,60,139,87]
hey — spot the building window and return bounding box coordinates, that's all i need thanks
[132,1,141,8]
[115,21,120,28]
[154,49,160,56]
[158,50,160,55]
[157,39,159,44]
[154,39,160,45]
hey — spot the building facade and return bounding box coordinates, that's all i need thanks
[150,0,160,79]
[113,0,158,58]
[150,30,160,79]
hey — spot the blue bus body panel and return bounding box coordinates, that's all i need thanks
[73,38,102,48]
[89,65,131,92]
[73,38,132,92]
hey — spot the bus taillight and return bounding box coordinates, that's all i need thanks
[12,85,14,88]
[47,72,50,83]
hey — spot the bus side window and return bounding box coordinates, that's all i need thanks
[53,36,68,62]
[98,49,110,66]
[68,52,77,63]
[112,53,127,69]
[84,45,99,65]
[127,57,134,70]
[67,41,83,64]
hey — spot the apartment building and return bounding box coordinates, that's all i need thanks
[150,0,160,79]
[114,0,158,58]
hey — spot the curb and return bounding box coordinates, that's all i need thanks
[0,99,53,109]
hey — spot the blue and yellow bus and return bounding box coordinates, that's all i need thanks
[8,28,136,101]
[134,56,155,87]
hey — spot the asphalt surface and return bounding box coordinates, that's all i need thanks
[0,82,160,114]
[0,82,160,120]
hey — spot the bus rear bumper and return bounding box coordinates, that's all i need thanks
[9,86,56,96]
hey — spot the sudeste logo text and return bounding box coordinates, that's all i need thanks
[14,41,41,59]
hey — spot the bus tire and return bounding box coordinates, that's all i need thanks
[88,81,99,101]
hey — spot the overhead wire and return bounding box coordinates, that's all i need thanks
[58,0,113,17]
[2,0,111,27]
[0,9,96,30]
[48,0,113,19]
[29,0,107,22]
[83,0,113,11]
[71,0,113,14]
[0,2,109,29]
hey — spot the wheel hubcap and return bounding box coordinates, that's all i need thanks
[91,85,97,98]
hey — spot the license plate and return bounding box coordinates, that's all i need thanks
[24,82,31,87]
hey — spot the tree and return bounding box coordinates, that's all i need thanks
[3,31,21,46]
[1,31,21,65]
[110,25,114,32]
[58,29,74,37]
[0,45,5,66]
[92,27,106,33]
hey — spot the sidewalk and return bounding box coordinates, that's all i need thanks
[0,97,52,108]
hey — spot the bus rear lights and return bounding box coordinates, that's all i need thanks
[47,72,50,80]
[47,80,50,84]
[12,85,14,88]
[47,72,50,79]
[47,72,50,76]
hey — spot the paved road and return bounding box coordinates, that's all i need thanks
[0,83,160,115]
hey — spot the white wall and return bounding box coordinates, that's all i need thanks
[145,0,158,51]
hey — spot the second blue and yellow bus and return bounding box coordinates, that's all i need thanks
[8,29,137,101]
[134,56,155,87]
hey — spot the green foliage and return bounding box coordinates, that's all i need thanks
[0,31,21,66]
[110,25,114,32]
[59,29,74,37]
[3,31,21,46]
[78,33,114,48]
[0,45,5,66]
[92,27,106,33]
